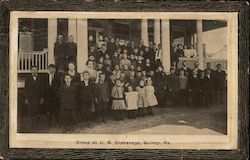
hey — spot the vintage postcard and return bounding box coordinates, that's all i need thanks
[9,11,238,149]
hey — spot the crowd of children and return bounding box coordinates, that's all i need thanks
[24,35,227,132]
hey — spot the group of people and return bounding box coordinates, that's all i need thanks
[23,34,227,132]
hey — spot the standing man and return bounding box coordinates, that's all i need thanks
[24,65,45,132]
[213,64,226,104]
[44,64,61,128]
[192,62,202,77]
[54,35,67,72]
[67,35,77,66]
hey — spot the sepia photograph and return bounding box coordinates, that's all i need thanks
[9,12,238,149]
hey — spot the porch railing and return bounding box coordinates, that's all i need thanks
[18,49,48,73]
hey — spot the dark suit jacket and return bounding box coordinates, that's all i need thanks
[54,42,67,59]
[60,83,77,110]
[24,74,45,114]
[200,75,213,93]
[95,82,109,102]
[187,76,201,93]
[107,42,117,56]
[77,81,95,103]
[167,74,179,92]
[67,42,77,62]
[44,73,61,102]
[213,70,226,91]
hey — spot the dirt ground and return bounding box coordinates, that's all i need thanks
[19,104,227,135]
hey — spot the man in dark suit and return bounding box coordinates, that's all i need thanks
[180,61,192,77]
[213,63,226,104]
[24,65,45,132]
[54,35,67,72]
[187,70,202,107]
[67,35,77,66]
[154,66,168,107]
[44,64,61,128]
[192,62,202,77]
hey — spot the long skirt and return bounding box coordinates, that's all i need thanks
[112,99,126,110]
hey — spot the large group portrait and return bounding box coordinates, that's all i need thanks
[8,11,238,150]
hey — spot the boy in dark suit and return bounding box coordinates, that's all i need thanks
[167,68,180,107]
[77,71,95,127]
[59,74,77,132]
[44,64,61,128]
[95,73,110,123]
[24,65,45,132]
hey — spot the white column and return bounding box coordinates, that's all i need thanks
[196,20,204,70]
[161,19,171,74]
[77,19,88,73]
[48,18,57,65]
[141,19,149,47]
[154,19,161,45]
[68,19,77,42]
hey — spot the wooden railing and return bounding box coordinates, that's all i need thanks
[18,49,48,73]
[178,57,227,71]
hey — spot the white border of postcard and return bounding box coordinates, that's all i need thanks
[9,11,238,149]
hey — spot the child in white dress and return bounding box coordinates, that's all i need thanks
[145,77,158,115]
[125,85,138,119]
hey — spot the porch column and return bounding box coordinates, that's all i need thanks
[154,19,161,45]
[141,19,149,47]
[196,20,204,70]
[77,19,88,73]
[161,19,171,74]
[68,19,77,42]
[48,18,57,65]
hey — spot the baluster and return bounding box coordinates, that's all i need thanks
[18,54,20,71]
[32,54,34,66]
[28,54,32,70]
[36,54,39,70]
[39,55,41,70]
[26,54,29,71]
[42,53,44,70]
[21,54,24,71]
[45,52,48,70]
